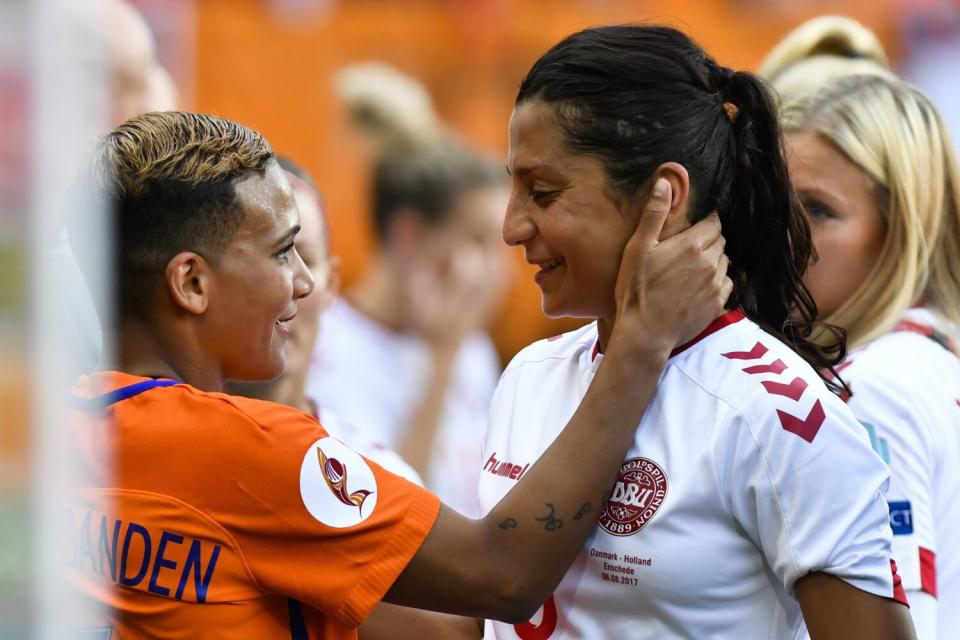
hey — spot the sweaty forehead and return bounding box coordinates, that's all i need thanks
[232,161,299,237]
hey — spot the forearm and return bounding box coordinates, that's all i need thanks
[386,341,668,620]
[359,602,481,640]
[478,344,666,603]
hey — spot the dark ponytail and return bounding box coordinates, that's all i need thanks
[713,69,846,376]
[517,24,846,382]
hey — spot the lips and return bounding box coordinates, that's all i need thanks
[536,257,564,271]
[531,256,565,285]
[276,311,297,337]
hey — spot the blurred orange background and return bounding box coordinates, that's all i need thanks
[136,0,900,363]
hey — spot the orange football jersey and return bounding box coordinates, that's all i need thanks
[62,372,440,639]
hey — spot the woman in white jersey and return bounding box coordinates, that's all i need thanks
[761,17,960,639]
[479,24,916,639]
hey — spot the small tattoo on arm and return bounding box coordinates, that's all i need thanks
[536,503,564,531]
[574,503,591,520]
[499,518,517,530]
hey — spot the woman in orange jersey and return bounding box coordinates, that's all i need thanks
[62,110,730,639]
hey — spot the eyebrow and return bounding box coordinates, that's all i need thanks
[275,224,301,246]
[506,162,554,178]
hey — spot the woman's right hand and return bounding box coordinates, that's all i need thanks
[612,178,732,358]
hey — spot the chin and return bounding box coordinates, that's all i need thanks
[540,296,609,320]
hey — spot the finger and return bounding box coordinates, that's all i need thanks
[717,252,731,276]
[701,234,725,267]
[661,211,721,253]
[631,178,672,251]
[718,274,734,307]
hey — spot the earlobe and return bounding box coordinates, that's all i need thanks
[165,252,209,315]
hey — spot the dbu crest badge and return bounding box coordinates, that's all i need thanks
[599,457,668,537]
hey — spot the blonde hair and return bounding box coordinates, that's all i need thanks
[92,111,271,199]
[760,16,894,100]
[80,111,273,320]
[781,75,960,348]
[333,62,502,242]
[334,62,440,146]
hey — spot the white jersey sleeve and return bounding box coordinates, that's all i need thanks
[711,360,898,600]
[841,321,960,638]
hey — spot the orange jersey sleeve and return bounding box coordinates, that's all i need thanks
[64,372,440,639]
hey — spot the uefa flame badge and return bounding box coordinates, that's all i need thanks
[300,437,378,528]
[317,447,374,513]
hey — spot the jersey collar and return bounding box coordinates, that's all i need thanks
[670,309,746,358]
[67,372,179,411]
[591,309,746,362]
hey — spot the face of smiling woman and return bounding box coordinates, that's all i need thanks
[200,161,315,382]
[504,100,638,320]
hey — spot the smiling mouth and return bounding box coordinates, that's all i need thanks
[533,257,564,284]
[276,314,296,333]
[537,257,564,272]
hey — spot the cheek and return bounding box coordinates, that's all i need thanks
[806,220,882,314]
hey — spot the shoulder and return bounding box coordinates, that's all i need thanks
[845,324,960,397]
[673,318,865,458]
[145,384,325,443]
[673,318,833,415]
[502,322,596,376]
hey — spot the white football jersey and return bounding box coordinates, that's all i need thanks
[837,307,960,639]
[307,297,500,517]
[314,406,424,487]
[480,311,903,640]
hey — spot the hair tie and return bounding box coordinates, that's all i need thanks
[722,101,739,122]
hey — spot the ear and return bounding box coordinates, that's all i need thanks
[385,209,428,261]
[650,162,691,240]
[164,252,211,315]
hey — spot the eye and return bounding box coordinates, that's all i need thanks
[802,198,835,221]
[531,188,558,206]
[274,242,295,261]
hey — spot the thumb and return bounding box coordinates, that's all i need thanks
[632,178,672,251]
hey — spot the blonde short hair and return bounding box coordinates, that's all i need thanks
[79,111,273,320]
[781,75,960,348]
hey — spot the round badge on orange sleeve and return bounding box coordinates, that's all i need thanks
[300,437,378,528]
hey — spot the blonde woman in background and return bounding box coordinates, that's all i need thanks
[759,16,894,100]
[307,64,511,517]
[763,17,960,638]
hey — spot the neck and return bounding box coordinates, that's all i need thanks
[348,257,406,332]
[597,311,617,355]
[108,318,224,391]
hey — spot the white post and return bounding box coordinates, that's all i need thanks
[28,0,110,637]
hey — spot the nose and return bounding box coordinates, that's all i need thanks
[292,247,315,300]
[502,193,536,247]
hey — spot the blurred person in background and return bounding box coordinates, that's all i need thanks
[63,110,730,638]
[57,0,179,381]
[759,15,894,101]
[480,24,915,639]
[307,64,510,517]
[762,16,960,639]
[227,156,483,639]
[227,156,423,486]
